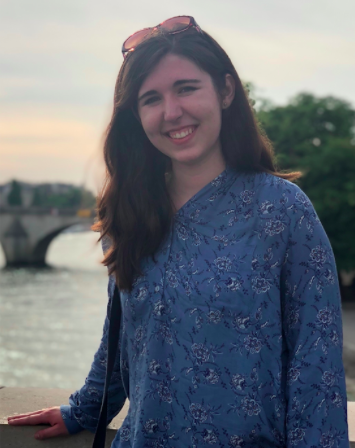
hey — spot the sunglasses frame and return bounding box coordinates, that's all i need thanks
[122,15,203,58]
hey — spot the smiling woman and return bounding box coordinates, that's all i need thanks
[137,55,231,174]
[8,14,349,448]
[93,18,301,293]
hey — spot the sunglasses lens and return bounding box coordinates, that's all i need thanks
[124,29,152,51]
[161,16,191,32]
[122,16,197,56]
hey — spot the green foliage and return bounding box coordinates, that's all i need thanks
[257,92,355,171]
[242,81,257,111]
[80,189,97,208]
[31,188,43,206]
[298,138,355,270]
[7,180,22,206]
[256,92,355,271]
[31,186,96,208]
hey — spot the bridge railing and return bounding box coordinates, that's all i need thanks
[0,206,96,217]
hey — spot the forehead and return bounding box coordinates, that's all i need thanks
[138,53,210,94]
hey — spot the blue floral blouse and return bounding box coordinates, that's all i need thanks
[60,166,349,447]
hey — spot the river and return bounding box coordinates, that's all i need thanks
[0,231,108,391]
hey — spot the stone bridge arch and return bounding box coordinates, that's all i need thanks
[0,207,94,267]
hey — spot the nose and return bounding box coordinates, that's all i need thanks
[163,96,183,122]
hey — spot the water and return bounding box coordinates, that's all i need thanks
[0,231,109,390]
[0,232,354,400]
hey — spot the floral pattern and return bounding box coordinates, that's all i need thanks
[60,167,349,447]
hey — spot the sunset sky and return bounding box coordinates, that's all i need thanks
[1,0,354,194]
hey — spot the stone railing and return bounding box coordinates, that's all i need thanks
[1,387,354,447]
[0,206,96,217]
[0,387,128,447]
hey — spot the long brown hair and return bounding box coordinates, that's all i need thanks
[92,28,300,292]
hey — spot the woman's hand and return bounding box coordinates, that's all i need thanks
[7,406,69,440]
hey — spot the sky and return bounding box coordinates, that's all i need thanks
[1,0,354,194]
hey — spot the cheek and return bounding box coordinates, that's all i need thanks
[140,111,160,139]
[198,102,222,136]
[193,91,221,122]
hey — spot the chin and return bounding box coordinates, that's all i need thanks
[170,148,206,164]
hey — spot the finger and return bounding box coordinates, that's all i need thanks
[8,409,48,420]
[8,410,45,421]
[35,424,66,440]
[8,413,50,426]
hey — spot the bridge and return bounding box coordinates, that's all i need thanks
[0,206,95,267]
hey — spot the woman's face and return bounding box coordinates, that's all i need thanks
[137,53,225,167]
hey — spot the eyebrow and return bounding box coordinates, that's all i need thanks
[138,79,201,103]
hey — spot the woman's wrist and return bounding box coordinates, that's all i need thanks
[59,405,85,435]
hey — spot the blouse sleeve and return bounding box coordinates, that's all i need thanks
[60,240,127,434]
[281,186,349,447]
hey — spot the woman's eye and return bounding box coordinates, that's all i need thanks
[144,96,160,105]
[179,86,198,94]
[142,87,197,106]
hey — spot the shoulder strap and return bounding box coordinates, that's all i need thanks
[92,284,121,448]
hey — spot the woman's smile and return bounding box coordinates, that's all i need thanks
[164,125,198,145]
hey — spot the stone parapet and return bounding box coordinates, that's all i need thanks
[0,387,354,447]
[0,387,128,447]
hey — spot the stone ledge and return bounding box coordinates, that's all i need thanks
[0,387,129,447]
[0,387,354,447]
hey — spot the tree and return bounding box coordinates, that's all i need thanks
[32,187,44,206]
[31,184,96,208]
[257,93,355,170]
[298,138,355,271]
[256,93,355,272]
[7,180,22,206]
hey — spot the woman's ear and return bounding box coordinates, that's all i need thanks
[221,74,235,109]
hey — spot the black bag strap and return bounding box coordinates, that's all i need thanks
[92,284,121,448]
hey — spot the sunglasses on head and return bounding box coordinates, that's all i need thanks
[122,15,203,59]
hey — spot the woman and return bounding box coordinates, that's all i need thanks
[8,16,349,447]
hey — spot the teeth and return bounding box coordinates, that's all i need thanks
[169,127,195,139]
